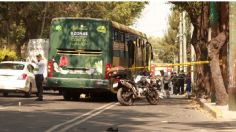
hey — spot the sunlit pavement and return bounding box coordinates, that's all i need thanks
[0,92,236,132]
[197,98,236,121]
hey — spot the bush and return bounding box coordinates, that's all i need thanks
[0,48,17,61]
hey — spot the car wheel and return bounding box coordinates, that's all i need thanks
[25,83,32,97]
[3,92,8,97]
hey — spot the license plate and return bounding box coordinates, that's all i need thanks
[113,82,118,88]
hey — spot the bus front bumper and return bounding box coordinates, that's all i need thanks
[46,77,110,89]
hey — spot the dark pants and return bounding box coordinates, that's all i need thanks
[35,74,44,99]
[164,83,169,90]
[179,83,184,95]
[173,84,178,94]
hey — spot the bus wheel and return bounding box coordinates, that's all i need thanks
[58,90,63,95]
[62,90,71,101]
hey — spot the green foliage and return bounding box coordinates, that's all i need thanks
[149,10,181,63]
[158,41,177,63]
[0,48,17,61]
[10,21,26,44]
[149,8,193,64]
[148,36,161,62]
[0,2,146,56]
[149,36,177,63]
[170,2,202,17]
[103,2,146,25]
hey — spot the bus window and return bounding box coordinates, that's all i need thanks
[128,40,134,67]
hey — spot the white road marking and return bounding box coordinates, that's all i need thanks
[58,102,118,132]
[0,103,15,106]
[0,107,8,110]
[45,102,117,132]
[0,103,16,110]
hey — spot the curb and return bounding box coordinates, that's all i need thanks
[195,99,222,119]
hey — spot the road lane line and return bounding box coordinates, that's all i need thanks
[0,103,17,110]
[45,102,116,132]
[58,102,118,132]
[0,103,15,106]
[0,107,8,110]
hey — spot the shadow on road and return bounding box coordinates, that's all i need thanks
[0,94,235,132]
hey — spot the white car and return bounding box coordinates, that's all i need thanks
[0,61,37,97]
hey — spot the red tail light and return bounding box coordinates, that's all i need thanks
[18,73,27,80]
[105,64,111,79]
[48,61,53,77]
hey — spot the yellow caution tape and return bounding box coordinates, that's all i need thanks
[113,60,223,70]
[127,66,149,70]
[153,61,210,67]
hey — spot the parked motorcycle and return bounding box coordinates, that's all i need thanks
[150,77,161,91]
[108,67,159,106]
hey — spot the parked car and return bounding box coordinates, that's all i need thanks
[0,61,37,97]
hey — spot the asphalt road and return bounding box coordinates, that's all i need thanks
[0,92,235,132]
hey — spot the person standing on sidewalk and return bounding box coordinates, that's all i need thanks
[178,70,185,95]
[163,73,170,98]
[186,74,191,99]
[32,54,45,101]
[170,72,178,95]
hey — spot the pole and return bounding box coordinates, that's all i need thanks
[229,3,236,111]
[183,12,187,73]
[190,24,195,88]
[179,12,183,72]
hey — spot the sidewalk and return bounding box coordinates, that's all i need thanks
[197,98,236,121]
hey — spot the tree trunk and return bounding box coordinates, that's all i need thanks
[40,2,48,38]
[209,56,228,105]
[15,44,21,57]
[189,4,211,97]
[208,32,228,105]
[192,41,211,97]
[220,43,229,91]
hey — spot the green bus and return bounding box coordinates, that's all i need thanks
[47,17,153,100]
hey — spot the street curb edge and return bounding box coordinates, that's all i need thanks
[195,99,222,119]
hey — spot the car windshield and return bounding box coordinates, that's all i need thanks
[0,63,25,70]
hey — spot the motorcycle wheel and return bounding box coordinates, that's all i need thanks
[117,88,134,106]
[146,89,159,105]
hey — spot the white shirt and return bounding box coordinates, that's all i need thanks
[36,60,45,75]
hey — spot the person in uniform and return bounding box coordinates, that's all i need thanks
[32,54,45,101]
[178,70,186,95]
[170,72,178,95]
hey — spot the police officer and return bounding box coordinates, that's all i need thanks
[178,70,185,95]
[33,54,45,101]
[170,72,178,95]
